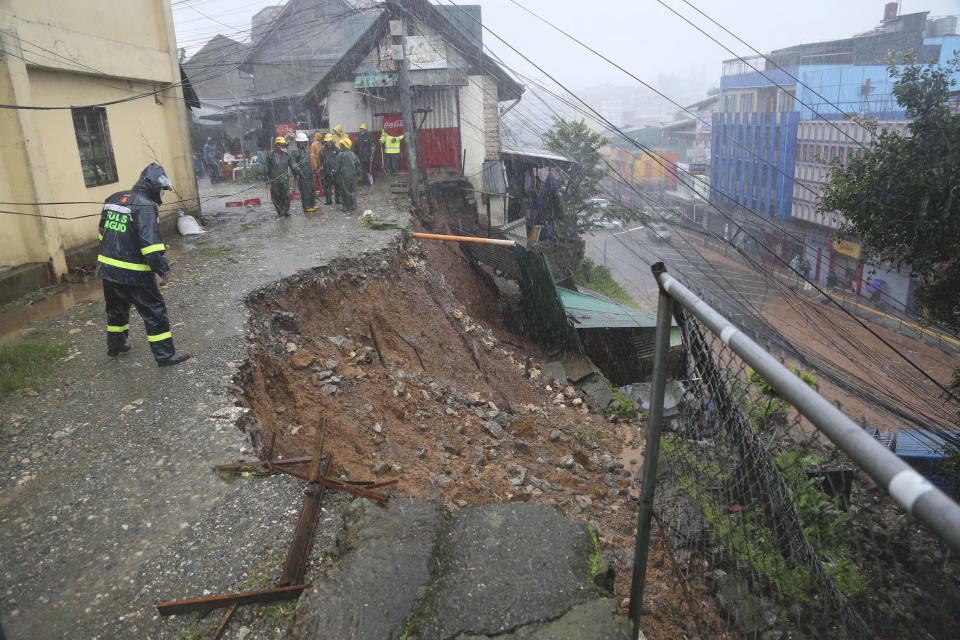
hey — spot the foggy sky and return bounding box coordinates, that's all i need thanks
[174,0,960,93]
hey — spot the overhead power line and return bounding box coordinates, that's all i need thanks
[676,0,899,140]
[654,0,865,148]
[435,0,957,406]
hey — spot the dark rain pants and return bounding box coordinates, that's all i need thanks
[337,176,357,212]
[384,153,400,175]
[297,173,316,211]
[103,279,175,362]
[321,171,338,205]
[269,180,290,216]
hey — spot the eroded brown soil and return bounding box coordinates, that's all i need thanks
[236,241,713,639]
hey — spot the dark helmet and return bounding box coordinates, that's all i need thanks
[133,163,174,204]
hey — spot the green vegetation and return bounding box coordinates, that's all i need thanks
[659,365,867,604]
[240,222,261,231]
[573,257,640,310]
[742,365,819,429]
[586,525,602,579]
[542,116,609,236]
[263,599,297,623]
[0,334,69,394]
[610,387,643,422]
[573,426,606,447]
[233,164,264,184]
[663,434,867,602]
[821,53,960,341]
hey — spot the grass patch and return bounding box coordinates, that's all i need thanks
[195,244,233,258]
[263,600,296,623]
[573,426,606,447]
[0,334,69,394]
[573,257,640,310]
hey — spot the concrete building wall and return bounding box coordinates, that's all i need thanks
[328,80,369,130]
[460,76,487,180]
[0,0,197,301]
[482,75,500,161]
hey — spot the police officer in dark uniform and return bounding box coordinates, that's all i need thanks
[96,163,191,367]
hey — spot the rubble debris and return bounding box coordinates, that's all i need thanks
[271,311,302,334]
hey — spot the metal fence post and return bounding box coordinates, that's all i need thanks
[629,262,675,637]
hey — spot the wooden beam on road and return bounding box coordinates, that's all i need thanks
[156,585,306,616]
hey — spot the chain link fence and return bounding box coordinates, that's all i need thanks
[655,308,869,638]
[631,264,960,639]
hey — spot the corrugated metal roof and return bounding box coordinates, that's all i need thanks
[501,144,572,167]
[558,287,657,329]
[896,429,950,459]
[434,4,483,50]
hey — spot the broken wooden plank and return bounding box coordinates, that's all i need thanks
[156,585,305,616]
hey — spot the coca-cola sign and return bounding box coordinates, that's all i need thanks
[381,115,404,137]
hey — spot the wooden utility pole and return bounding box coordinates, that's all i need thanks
[391,17,420,207]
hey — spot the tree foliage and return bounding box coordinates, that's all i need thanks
[541,116,609,234]
[819,53,960,335]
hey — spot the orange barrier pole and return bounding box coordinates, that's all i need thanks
[411,232,516,247]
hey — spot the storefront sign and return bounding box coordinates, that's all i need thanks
[275,124,296,139]
[829,237,861,259]
[406,35,447,70]
[381,115,404,137]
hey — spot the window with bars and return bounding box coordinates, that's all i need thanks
[72,107,118,188]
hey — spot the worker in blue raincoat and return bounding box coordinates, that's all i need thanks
[202,136,220,184]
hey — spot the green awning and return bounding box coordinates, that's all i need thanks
[558,287,656,329]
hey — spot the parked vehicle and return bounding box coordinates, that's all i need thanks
[590,212,622,229]
[647,223,671,242]
[586,197,610,209]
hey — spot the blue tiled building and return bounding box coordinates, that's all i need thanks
[710,8,960,311]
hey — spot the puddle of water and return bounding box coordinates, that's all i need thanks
[0,243,189,344]
[0,279,102,344]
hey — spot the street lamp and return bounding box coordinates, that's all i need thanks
[603,226,644,269]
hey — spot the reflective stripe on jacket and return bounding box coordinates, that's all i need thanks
[96,196,169,286]
[379,133,404,154]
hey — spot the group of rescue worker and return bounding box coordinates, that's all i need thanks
[94,123,409,367]
[263,122,403,218]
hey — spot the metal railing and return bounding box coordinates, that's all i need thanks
[630,262,960,639]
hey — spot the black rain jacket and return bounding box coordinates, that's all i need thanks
[96,163,171,285]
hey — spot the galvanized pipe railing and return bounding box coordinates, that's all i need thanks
[630,262,960,637]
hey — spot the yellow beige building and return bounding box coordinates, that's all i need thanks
[0,0,198,301]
